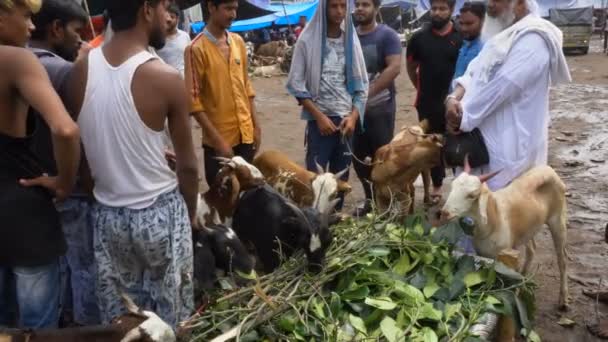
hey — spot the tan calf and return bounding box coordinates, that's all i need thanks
[253,150,351,213]
[370,122,443,215]
[441,160,569,309]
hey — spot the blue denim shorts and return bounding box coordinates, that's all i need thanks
[0,261,60,329]
[57,197,100,325]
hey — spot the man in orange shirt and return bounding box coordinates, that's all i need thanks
[185,0,261,186]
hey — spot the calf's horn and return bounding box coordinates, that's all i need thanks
[214,156,233,164]
[315,161,325,175]
[479,169,501,183]
[334,167,348,180]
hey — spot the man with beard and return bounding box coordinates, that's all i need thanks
[0,0,81,329]
[444,0,570,191]
[28,0,99,326]
[156,3,190,76]
[352,0,401,216]
[452,2,485,81]
[65,0,199,326]
[406,0,462,205]
[185,0,261,187]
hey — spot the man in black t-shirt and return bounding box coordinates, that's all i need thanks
[406,0,461,204]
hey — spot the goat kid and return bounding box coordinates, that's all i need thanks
[440,159,569,309]
[253,150,351,214]
[192,224,255,291]
[232,184,339,273]
[371,122,443,215]
[0,295,174,342]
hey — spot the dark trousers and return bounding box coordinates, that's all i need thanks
[352,103,396,201]
[604,31,607,53]
[305,117,352,209]
[417,109,446,188]
[203,143,255,187]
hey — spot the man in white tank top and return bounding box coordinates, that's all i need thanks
[65,0,199,328]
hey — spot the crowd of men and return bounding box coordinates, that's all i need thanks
[0,0,577,336]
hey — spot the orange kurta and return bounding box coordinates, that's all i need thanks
[185,31,255,147]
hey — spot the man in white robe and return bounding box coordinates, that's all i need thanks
[444,0,571,191]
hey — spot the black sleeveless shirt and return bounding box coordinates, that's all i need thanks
[0,122,66,267]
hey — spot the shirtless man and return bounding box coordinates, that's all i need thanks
[65,0,199,327]
[0,0,80,329]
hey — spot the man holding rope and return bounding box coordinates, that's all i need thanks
[287,0,368,210]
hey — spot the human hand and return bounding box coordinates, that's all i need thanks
[165,149,177,171]
[445,97,463,124]
[339,115,357,137]
[216,139,234,158]
[19,175,70,202]
[316,115,338,136]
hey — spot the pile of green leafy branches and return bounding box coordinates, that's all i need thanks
[185,215,537,342]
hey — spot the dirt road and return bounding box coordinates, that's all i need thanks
[196,36,607,340]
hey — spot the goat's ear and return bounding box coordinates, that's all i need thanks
[337,180,352,194]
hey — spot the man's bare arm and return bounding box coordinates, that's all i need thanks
[368,54,401,99]
[249,97,262,151]
[15,50,80,198]
[165,70,199,223]
[406,58,419,88]
[192,110,233,157]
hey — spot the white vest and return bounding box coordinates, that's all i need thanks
[78,47,177,209]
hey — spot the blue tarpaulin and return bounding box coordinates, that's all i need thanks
[191,1,318,33]
[269,2,318,25]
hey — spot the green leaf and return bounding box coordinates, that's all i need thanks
[557,316,576,327]
[336,270,357,292]
[448,278,466,300]
[218,278,234,290]
[380,316,404,342]
[312,299,326,320]
[432,220,466,245]
[422,252,435,264]
[420,327,438,342]
[393,283,425,306]
[349,314,367,335]
[419,302,443,321]
[444,302,462,321]
[364,297,397,310]
[494,261,524,281]
[330,292,342,317]
[464,271,487,288]
[278,315,297,332]
[239,330,260,342]
[236,269,258,280]
[368,246,391,257]
[342,286,370,301]
[363,309,384,326]
[409,271,427,289]
[392,254,411,276]
[521,328,541,342]
[423,281,440,298]
[485,295,501,305]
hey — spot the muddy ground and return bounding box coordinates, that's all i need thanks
[195,36,608,341]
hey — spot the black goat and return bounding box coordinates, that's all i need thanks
[192,225,255,290]
[232,184,338,273]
